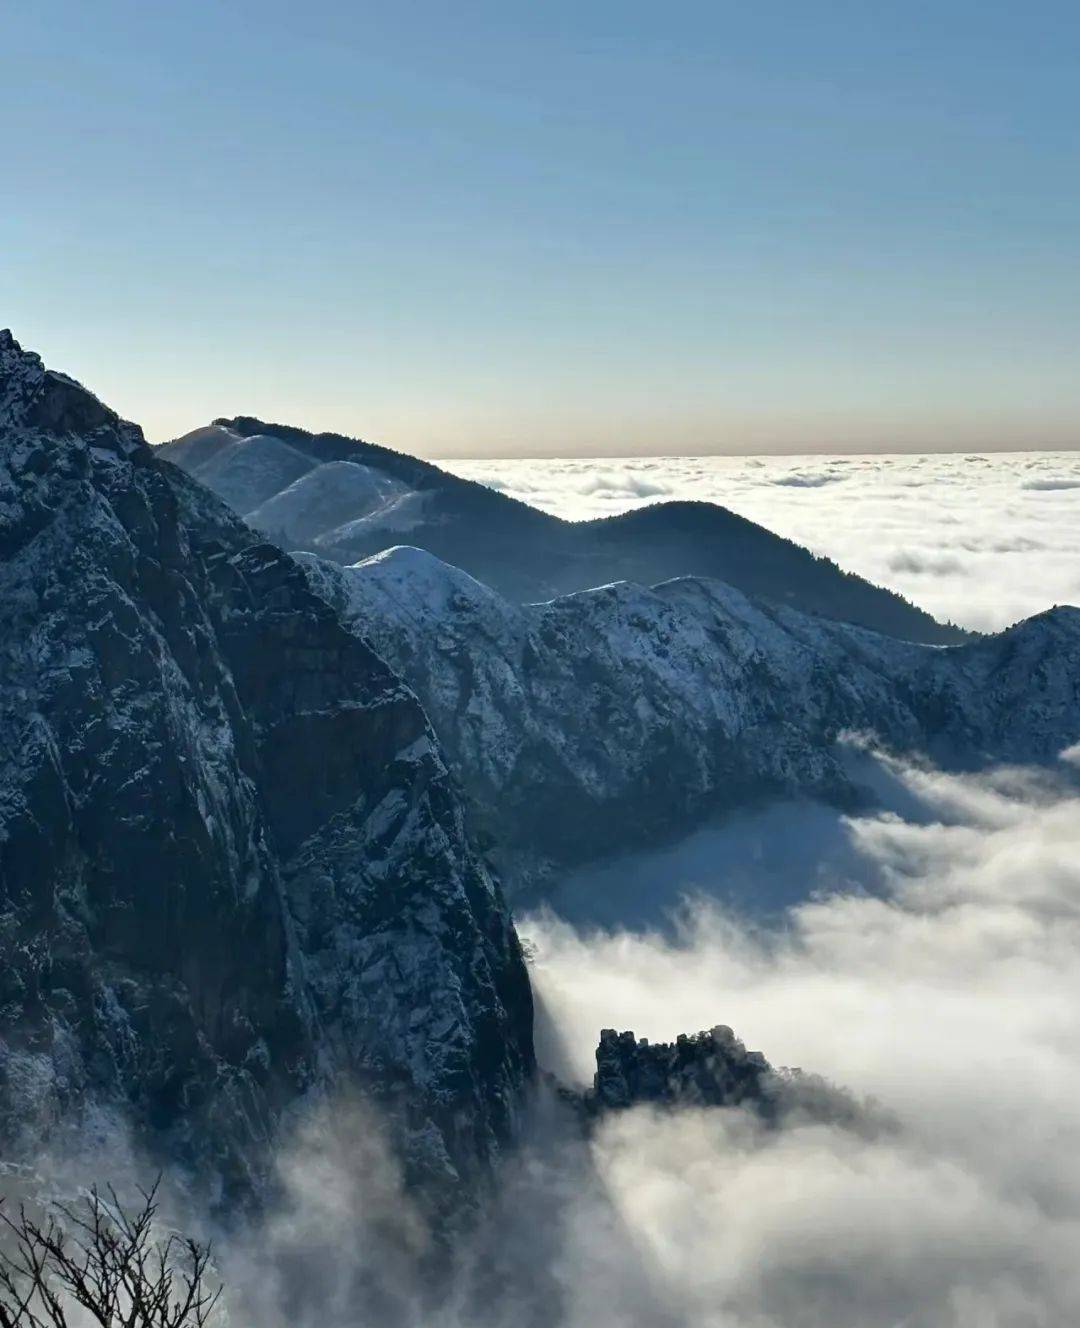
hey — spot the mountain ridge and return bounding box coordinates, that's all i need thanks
[159,417,967,645]
[298,544,1079,899]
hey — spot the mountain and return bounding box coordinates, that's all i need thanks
[0,334,533,1209]
[159,419,965,644]
[298,546,1080,897]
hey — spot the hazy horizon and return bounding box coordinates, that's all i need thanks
[169,421,1080,460]
[6,1,1080,456]
[427,440,1080,460]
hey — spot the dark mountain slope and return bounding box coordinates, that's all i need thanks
[585,500,945,627]
[0,333,533,1206]
[160,418,965,644]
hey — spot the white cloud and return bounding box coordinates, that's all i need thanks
[15,752,1080,1327]
[442,451,1080,631]
[224,1096,434,1328]
[517,753,1080,1325]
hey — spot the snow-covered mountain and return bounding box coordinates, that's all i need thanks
[159,418,966,644]
[5,328,1078,1236]
[299,545,1080,897]
[0,334,533,1209]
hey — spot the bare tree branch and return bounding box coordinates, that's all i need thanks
[0,1184,222,1328]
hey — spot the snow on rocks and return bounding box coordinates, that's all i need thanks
[0,333,534,1213]
[297,545,1080,898]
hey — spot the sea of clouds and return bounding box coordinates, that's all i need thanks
[7,775,1077,1326]
[203,751,1080,1327]
[20,753,1079,1328]
[9,448,1080,1326]
[442,451,1080,632]
[515,751,1080,1327]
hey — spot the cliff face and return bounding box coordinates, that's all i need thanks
[0,333,533,1205]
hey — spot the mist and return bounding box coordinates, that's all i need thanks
[217,753,1080,1325]
[5,752,1079,1327]
[518,751,1080,1325]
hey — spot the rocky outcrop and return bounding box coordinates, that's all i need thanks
[296,546,1080,898]
[583,1025,870,1134]
[591,1026,771,1112]
[0,333,533,1209]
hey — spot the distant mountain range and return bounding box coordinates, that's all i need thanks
[159,419,967,645]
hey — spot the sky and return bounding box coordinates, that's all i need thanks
[4,1,1080,455]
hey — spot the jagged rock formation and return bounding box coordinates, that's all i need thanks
[158,419,965,644]
[0,333,533,1208]
[583,1025,869,1134]
[591,1026,771,1112]
[297,546,1080,896]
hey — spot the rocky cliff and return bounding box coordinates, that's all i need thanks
[580,1024,867,1137]
[0,334,533,1209]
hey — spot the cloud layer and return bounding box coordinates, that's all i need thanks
[518,753,1080,1325]
[443,451,1080,631]
[9,755,1079,1327]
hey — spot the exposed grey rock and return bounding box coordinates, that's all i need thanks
[0,333,533,1212]
[592,1025,771,1112]
[584,1024,871,1133]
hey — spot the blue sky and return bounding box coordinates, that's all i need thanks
[4,1,1080,454]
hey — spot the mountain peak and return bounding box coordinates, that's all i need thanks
[1002,603,1080,643]
[0,330,145,455]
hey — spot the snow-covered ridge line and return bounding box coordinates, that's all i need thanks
[298,545,1080,898]
[0,329,143,454]
[158,425,431,552]
[160,418,966,644]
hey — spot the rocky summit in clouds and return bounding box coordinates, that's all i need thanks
[298,544,1080,898]
[0,333,533,1211]
[159,418,964,644]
